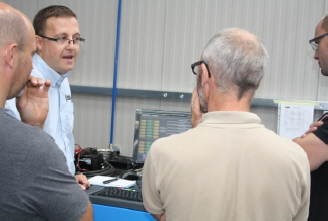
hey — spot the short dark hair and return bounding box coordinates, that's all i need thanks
[322,14,328,32]
[33,5,76,36]
[0,10,27,51]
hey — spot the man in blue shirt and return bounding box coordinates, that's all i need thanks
[5,5,89,190]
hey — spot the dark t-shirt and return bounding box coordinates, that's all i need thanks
[0,108,89,220]
[309,115,328,220]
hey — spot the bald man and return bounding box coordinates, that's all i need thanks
[0,3,92,220]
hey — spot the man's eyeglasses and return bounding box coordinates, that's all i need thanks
[191,60,211,78]
[309,33,328,51]
[38,35,85,46]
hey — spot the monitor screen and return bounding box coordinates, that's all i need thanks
[132,109,192,165]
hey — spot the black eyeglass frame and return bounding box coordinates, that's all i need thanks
[191,60,211,78]
[38,34,85,45]
[309,33,328,51]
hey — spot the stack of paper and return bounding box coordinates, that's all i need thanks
[88,176,136,188]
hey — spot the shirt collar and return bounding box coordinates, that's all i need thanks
[200,111,262,125]
[32,54,69,87]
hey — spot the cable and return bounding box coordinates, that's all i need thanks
[81,164,115,178]
[74,144,90,172]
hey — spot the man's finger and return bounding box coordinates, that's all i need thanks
[42,79,51,92]
[310,121,323,128]
[79,184,86,191]
[28,76,44,87]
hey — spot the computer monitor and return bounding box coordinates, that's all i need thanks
[132,109,192,166]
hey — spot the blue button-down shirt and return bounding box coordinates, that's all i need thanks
[5,54,75,175]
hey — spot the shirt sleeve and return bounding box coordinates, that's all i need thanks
[142,145,164,215]
[19,131,89,221]
[313,116,328,144]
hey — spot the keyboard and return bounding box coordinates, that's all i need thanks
[86,180,146,211]
[93,187,143,202]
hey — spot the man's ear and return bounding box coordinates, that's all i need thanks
[36,35,43,51]
[4,44,17,69]
[200,63,210,87]
[200,63,211,97]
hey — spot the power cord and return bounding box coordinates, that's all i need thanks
[80,164,115,178]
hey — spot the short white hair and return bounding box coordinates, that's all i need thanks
[202,28,268,99]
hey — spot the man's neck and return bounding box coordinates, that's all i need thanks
[208,92,252,112]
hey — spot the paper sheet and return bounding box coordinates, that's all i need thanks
[277,103,314,140]
[88,176,136,188]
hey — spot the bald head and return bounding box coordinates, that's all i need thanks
[0,3,36,103]
[320,14,328,32]
[0,2,33,51]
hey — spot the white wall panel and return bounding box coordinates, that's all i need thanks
[162,0,322,98]
[118,0,166,90]
[1,0,38,20]
[72,93,112,149]
[162,0,207,92]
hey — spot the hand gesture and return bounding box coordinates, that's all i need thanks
[16,76,51,128]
